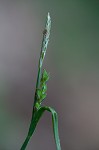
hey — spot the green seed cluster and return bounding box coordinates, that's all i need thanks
[35,69,49,110]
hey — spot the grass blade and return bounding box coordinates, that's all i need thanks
[24,106,61,150]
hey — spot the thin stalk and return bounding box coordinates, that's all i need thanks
[20,136,31,150]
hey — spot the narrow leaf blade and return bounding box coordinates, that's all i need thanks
[27,106,61,150]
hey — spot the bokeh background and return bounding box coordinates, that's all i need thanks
[0,0,99,150]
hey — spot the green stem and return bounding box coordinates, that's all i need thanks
[33,66,42,107]
[20,113,34,150]
[20,136,31,150]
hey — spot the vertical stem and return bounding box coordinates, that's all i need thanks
[20,136,30,150]
[33,66,42,107]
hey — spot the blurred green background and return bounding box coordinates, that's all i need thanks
[0,0,99,150]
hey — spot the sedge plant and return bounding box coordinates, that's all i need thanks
[20,13,61,150]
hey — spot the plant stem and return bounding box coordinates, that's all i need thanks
[20,136,31,150]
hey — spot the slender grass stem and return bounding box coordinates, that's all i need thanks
[20,136,31,150]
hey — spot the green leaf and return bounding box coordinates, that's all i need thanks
[26,106,61,150]
[44,107,61,150]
